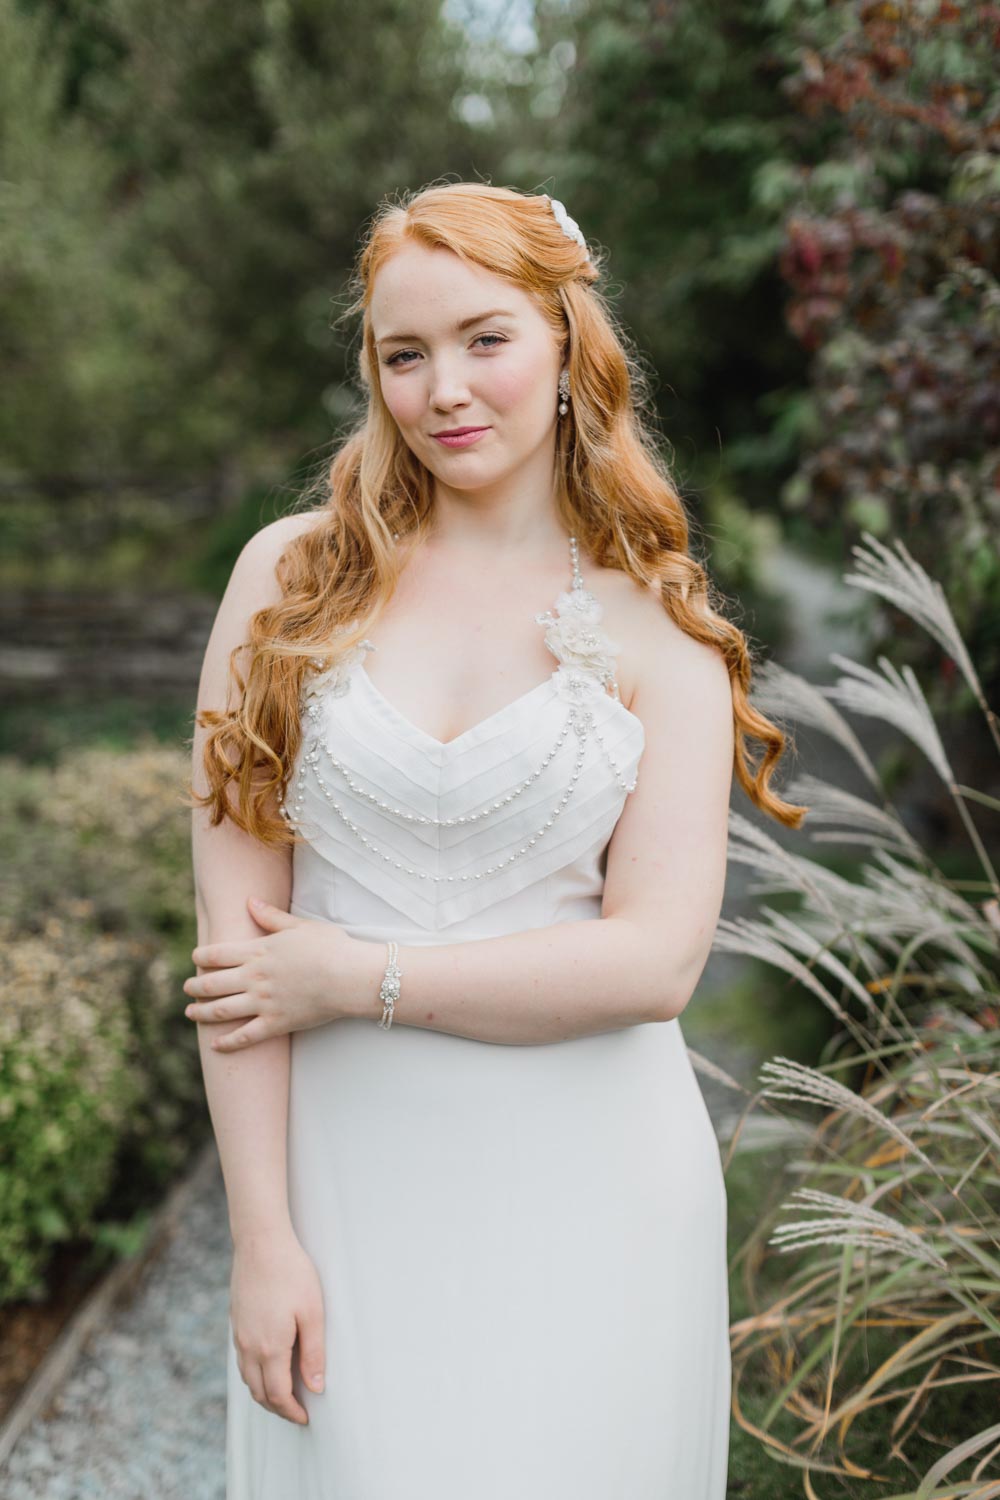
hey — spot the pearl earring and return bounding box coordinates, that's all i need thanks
[558,369,570,416]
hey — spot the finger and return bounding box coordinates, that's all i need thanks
[192,942,257,968]
[211,1018,273,1052]
[185,992,256,1024]
[241,1357,270,1412]
[184,965,249,1000]
[243,1356,291,1422]
[262,1353,308,1425]
[296,1302,326,1395]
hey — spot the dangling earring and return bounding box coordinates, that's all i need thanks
[558,368,571,416]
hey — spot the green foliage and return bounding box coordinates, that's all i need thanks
[767,0,1000,712]
[0,0,122,473]
[0,741,204,1305]
[0,918,149,1301]
[0,0,477,480]
[170,476,303,596]
[510,0,816,508]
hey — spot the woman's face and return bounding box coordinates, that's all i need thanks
[370,242,564,492]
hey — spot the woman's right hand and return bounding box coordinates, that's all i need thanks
[230,1227,326,1424]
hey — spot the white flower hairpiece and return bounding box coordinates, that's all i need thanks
[545,194,589,256]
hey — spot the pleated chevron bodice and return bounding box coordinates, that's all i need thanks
[280,534,646,935]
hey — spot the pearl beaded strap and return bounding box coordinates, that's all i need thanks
[570,533,584,588]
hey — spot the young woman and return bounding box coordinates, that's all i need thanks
[185,180,805,1498]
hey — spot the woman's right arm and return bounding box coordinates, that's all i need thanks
[190,514,326,1425]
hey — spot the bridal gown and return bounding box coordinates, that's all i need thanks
[225,535,731,1498]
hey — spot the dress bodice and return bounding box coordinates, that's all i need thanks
[280,535,645,934]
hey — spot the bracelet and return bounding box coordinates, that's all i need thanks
[377,940,402,1029]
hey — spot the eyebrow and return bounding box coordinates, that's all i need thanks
[375,308,518,347]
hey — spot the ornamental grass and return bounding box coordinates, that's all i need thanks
[711,534,1000,1497]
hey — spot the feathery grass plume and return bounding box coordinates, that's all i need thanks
[765,903,887,973]
[734,1025,1000,1484]
[727,521,997,1486]
[844,531,984,708]
[821,570,998,894]
[714,917,853,1024]
[724,811,931,983]
[783,771,924,862]
[863,850,995,975]
[727,808,874,916]
[825,654,953,782]
[757,1057,936,1169]
[754,906,893,1019]
[685,1048,749,1095]
[768,1186,948,1270]
[750,657,881,788]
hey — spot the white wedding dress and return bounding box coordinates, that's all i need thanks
[225,535,731,1498]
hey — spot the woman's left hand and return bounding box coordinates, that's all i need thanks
[182,898,370,1051]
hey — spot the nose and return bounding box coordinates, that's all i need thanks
[427,356,473,412]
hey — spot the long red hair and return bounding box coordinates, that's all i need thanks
[188,180,807,840]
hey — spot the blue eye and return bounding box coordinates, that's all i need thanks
[385,332,508,368]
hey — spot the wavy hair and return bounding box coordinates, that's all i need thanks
[188,180,807,842]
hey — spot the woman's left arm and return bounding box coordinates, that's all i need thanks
[184,610,734,1049]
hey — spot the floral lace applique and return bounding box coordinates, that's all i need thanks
[535,586,623,703]
[301,635,376,720]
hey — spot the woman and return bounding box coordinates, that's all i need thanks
[185,181,805,1498]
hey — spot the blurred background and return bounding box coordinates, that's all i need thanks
[1,1,997,1495]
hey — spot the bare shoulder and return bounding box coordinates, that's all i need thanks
[224,510,325,602]
[197,511,326,703]
[592,566,730,716]
[237,509,325,567]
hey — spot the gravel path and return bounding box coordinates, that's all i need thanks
[0,1152,230,1500]
[0,540,864,1498]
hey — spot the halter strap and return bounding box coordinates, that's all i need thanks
[568,534,585,592]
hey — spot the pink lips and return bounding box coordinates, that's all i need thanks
[432,427,490,448]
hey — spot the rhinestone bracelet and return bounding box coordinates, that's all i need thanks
[377,940,402,1030]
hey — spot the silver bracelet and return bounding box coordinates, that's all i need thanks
[377,940,402,1029]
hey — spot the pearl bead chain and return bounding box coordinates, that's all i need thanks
[591,719,638,794]
[284,736,589,883]
[569,534,585,590]
[278,533,640,881]
[310,715,575,826]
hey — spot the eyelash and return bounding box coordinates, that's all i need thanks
[384,332,508,368]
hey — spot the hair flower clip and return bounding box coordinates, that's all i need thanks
[545,195,588,255]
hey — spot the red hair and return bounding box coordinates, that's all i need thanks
[188,180,807,841]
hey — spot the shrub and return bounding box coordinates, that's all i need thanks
[0,918,168,1300]
[0,740,204,1304]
